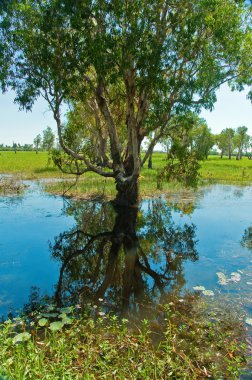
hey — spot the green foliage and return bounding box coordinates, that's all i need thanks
[234,126,251,159]
[33,134,42,152]
[158,138,201,188]
[42,127,55,152]
[0,296,248,379]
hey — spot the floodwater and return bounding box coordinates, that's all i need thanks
[0,182,251,323]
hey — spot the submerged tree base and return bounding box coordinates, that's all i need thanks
[0,295,248,380]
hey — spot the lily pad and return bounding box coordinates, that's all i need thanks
[49,321,64,331]
[216,272,229,286]
[58,313,67,319]
[230,272,241,282]
[245,318,252,326]
[46,304,56,312]
[41,313,59,318]
[60,307,73,314]
[202,290,214,296]
[13,332,31,344]
[38,318,48,327]
[193,286,205,291]
[61,316,73,325]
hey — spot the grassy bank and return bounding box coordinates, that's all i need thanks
[0,151,252,198]
[0,295,248,380]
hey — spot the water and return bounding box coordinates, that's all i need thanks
[0,182,75,316]
[0,183,251,321]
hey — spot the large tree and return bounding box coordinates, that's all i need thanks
[42,126,55,152]
[1,0,251,205]
[234,126,250,159]
[33,133,42,153]
[216,128,235,159]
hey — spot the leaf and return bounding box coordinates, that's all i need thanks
[46,304,56,311]
[41,313,59,318]
[60,306,73,314]
[193,286,205,291]
[61,316,73,325]
[58,313,67,319]
[49,321,64,331]
[38,318,48,327]
[13,332,31,344]
[245,318,252,326]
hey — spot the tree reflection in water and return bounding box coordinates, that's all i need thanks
[51,199,198,317]
[241,227,252,250]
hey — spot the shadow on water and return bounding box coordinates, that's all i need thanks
[48,198,198,318]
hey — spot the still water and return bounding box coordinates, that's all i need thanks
[0,183,251,320]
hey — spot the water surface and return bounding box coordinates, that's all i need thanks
[0,183,251,320]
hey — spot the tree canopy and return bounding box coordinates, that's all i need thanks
[1,0,251,204]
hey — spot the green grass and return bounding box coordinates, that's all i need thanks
[0,151,252,198]
[0,151,59,178]
[200,155,252,183]
[0,295,248,380]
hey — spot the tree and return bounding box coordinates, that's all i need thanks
[12,142,18,153]
[182,117,214,161]
[42,127,55,152]
[33,134,42,154]
[1,0,251,205]
[216,128,235,159]
[234,126,250,160]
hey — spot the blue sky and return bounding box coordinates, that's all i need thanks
[0,83,251,146]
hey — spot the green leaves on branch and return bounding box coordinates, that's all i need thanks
[157,152,201,189]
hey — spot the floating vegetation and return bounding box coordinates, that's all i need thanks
[193,285,206,291]
[216,272,229,285]
[0,176,26,195]
[49,321,65,331]
[12,332,31,344]
[216,271,242,286]
[193,286,214,296]
[231,272,242,283]
[245,318,252,326]
[202,290,215,296]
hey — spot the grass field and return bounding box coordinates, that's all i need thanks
[0,151,252,198]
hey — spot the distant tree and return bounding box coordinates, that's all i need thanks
[33,134,42,154]
[42,127,55,152]
[12,142,17,154]
[216,128,235,159]
[23,144,33,151]
[234,126,250,160]
[189,121,214,160]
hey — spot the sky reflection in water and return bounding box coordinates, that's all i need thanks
[0,183,251,319]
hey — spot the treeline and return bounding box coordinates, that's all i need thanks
[146,119,251,170]
[215,126,251,160]
[0,127,55,153]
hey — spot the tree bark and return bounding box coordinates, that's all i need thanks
[114,176,139,207]
[148,151,153,169]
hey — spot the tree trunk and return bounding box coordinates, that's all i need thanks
[114,176,139,207]
[148,151,153,169]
